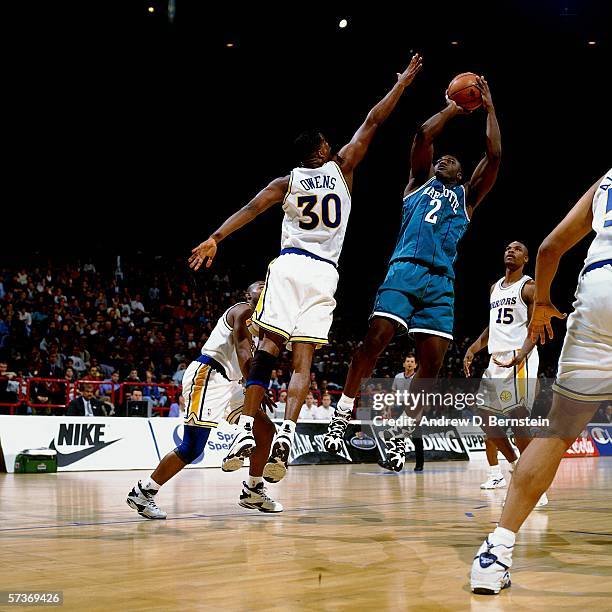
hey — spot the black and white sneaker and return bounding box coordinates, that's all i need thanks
[262,432,292,483]
[378,438,406,472]
[239,481,283,513]
[222,423,256,472]
[126,480,167,519]
[323,408,351,454]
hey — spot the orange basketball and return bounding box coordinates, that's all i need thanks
[447,72,482,111]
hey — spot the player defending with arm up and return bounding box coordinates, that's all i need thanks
[324,77,501,472]
[191,55,423,484]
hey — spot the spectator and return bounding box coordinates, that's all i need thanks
[274,389,288,419]
[313,393,334,421]
[66,383,104,417]
[299,393,317,420]
[168,395,185,418]
[172,361,187,385]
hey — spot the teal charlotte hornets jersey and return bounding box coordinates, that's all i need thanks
[389,176,469,279]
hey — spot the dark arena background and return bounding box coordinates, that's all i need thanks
[1,2,611,610]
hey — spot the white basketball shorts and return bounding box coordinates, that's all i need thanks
[182,359,244,427]
[554,264,612,402]
[253,251,339,347]
[478,348,540,415]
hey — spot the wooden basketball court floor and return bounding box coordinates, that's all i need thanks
[1,458,610,611]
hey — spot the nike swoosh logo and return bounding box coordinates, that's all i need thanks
[49,438,121,466]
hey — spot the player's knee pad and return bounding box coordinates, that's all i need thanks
[174,425,211,464]
[246,349,277,390]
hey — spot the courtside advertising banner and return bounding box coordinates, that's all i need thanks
[150,418,239,468]
[587,424,612,456]
[0,415,158,472]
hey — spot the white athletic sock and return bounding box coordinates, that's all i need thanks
[248,476,263,489]
[491,526,516,547]
[142,477,160,492]
[337,394,355,415]
[490,464,502,476]
[237,414,254,430]
[280,419,296,441]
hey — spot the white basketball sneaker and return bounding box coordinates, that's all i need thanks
[480,474,507,489]
[222,422,256,472]
[239,481,283,513]
[323,408,351,453]
[263,430,292,483]
[126,480,167,519]
[471,535,513,595]
[535,492,549,508]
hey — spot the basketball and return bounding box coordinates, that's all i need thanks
[447,72,482,111]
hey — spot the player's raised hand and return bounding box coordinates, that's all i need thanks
[397,53,423,88]
[528,302,567,344]
[463,349,475,377]
[475,76,494,112]
[189,237,218,271]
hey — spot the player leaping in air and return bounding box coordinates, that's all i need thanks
[189,54,423,483]
[324,77,501,471]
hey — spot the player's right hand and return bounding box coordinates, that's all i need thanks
[189,237,217,271]
[528,302,567,344]
[445,93,472,115]
[463,349,475,377]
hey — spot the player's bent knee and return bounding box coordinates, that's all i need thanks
[174,425,212,464]
[246,349,277,390]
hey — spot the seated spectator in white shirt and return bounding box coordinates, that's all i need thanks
[172,362,188,385]
[299,393,317,420]
[274,389,287,420]
[313,393,335,421]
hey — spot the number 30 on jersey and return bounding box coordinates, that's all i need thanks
[297,194,342,229]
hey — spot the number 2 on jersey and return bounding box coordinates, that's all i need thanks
[297,194,341,230]
[605,187,612,228]
[425,198,442,224]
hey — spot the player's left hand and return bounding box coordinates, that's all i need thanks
[493,352,526,369]
[397,53,423,88]
[475,76,494,112]
[189,237,217,271]
[528,301,567,344]
[261,391,276,415]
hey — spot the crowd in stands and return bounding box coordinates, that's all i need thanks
[1,258,610,422]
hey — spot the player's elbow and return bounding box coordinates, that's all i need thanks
[365,111,380,129]
[537,237,562,261]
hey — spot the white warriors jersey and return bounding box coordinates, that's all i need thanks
[488,275,533,353]
[583,169,612,270]
[281,160,352,264]
[201,303,256,381]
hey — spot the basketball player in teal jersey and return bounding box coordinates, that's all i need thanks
[325,77,501,470]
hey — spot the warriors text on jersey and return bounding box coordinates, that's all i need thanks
[390,176,469,279]
[281,160,352,265]
[488,275,532,353]
[201,303,254,381]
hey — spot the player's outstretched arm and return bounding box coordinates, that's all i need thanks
[528,177,601,344]
[228,304,255,380]
[336,54,423,180]
[465,77,501,214]
[189,176,289,270]
[464,326,489,377]
[405,98,465,196]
